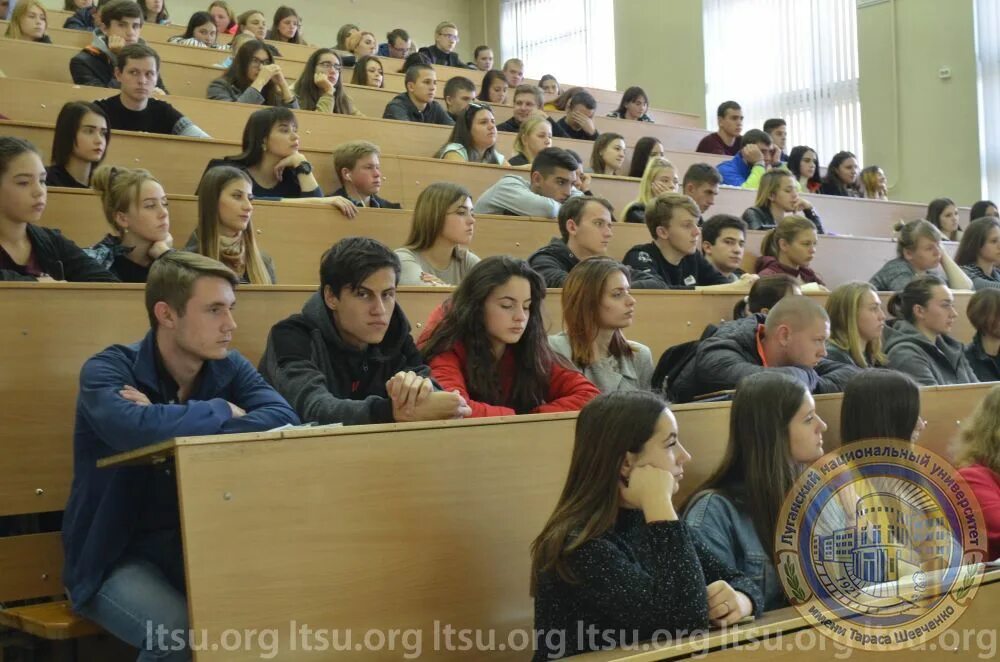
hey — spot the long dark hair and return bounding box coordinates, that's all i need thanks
[530,391,669,593]
[841,369,920,444]
[732,274,799,318]
[293,49,355,114]
[422,256,555,413]
[479,69,507,103]
[887,274,945,324]
[50,101,109,171]
[627,137,663,178]
[955,217,1000,266]
[927,197,960,241]
[266,5,304,43]
[822,151,859,195]
[223,39,282,106]
[180,10,213,40]
[226,106,296,168]
[970,200,998,221]
[687,371,808,552]
[787,145,822,190]
[612,86,647,117]
[434,103,499,163]
[351,55,384,87]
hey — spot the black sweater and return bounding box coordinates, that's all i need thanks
[0,224,118,282]
[532,509,762,660]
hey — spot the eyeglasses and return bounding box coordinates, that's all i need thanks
[251,57,271,67]
[316,62,342,71]
[439,32,459,41]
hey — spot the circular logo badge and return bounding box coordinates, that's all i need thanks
[775,439,987,651]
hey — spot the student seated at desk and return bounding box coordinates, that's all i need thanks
[731,274,801,318]
[167,10,226,48]
[140,0,168,25]
[260,237,471,425]
[418,20,463,68]
[293,49,359,115]
[395,183,480,286]
[788,145,822,194]
[96,44,210,138]
[421,256,600,418]
[208,0,237,36]
[236,9,280,57]
[840,369,923,445]
[528,196,662,289]
[742,170,824,232]
[684,372,826,611]
[435,103,505,165]
[88,164,173,282]
[588,132,626,176]
[474,147,585,218]
[46,101,110,189]
[549,257,654,393]
[956,217,1000,289]
[956,386,1000,562]
[208,39,298,107]
[378,28,413,58]
[869,219,972,292]
[508,113,553,168]
[330,140,400,209]
[351,54,384,88]
[187,165,275,284]
[345,30,377,59]
[606,86,654,122]
[623,157,677,224]
[0,137,117,282]
[4,0,51,42]
[696,100,742,157]
[539,73,560,97]
[716,129,779,189]
[63,0,100,31]
[530,391,761,660]
[382,63,454,126]
[622,193,752,291]
[965,288,1000,382]
[442,76,476,121]
[502,58,524,87]
[266,5,305,44]
[700,214,750,283]
[754,216,826,287]
[818,151,862,198]
[471,44,493,71]
[479,69,508,105]
[202,107,356,215]
[554,90,600,142]
[496,85,568,138]
[70,0,168,91]
[62,251,299,661]
[669,296,860,403]
[825,281,888,368]
[884,275,979,386]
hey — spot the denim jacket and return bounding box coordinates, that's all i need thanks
[683,488,787,611]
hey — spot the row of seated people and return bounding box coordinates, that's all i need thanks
[40,238,1000,658]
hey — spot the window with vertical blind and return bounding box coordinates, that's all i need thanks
[499,0,616,90]
[975,0,1000,200]
[703,0,863,164]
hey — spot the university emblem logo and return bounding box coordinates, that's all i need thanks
[776,439,987,650]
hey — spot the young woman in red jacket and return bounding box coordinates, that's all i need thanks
[421,255,600,418]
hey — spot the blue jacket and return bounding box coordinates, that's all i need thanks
[717,153,751,186]
[684,488,787,611]
[62,331,299,608]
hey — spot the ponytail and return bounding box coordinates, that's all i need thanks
[887,274,944,324]
[760,215,816,259]
[733,274,800,319]
[91,164,161,236]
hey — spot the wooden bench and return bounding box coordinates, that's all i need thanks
[87,381,995,661]
[40,187,974,297]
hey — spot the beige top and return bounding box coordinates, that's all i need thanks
[394,247,481,286]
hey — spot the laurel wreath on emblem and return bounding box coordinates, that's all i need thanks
[955,564,978,601]
[783,557,806,602]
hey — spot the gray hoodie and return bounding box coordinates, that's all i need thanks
[884,319,978,386]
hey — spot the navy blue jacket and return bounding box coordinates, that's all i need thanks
[62,331,299,608]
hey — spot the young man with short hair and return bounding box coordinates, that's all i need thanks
[443,76,476,120]
[496,84,568,137]
[670,295,859,403]
[382,63,454,126]
[622,193,751,290]
[377,28,412,58]
[70,0,167,91]
[700,214,751,283]
[554,90,599,141]
[716,129,778,188]
[529,196,663,289]
[502,58,524,87]
[763,118,788,161]
[96,44,209,137]
[62,251,299,659]
[260,237,471,425]
[474,147,588,218]
[330,141,401,209]
[682,163,723,222]
[472,45,493,71]
[696,100,743,156]
[417,21,463,68]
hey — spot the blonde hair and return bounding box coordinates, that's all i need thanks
[91,165,161,236]
[435,21,457,34]
[196,165,272,285]
[513,113,549,160]
[892,218,942,260]
[346,30,375,54]
[760,215,816,259]
[753,169,795,208]
[826,281,887,368]
[5,1,46,39]
[625,157,674,218]
[958,385,1000,475]
[404,182,472,252]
